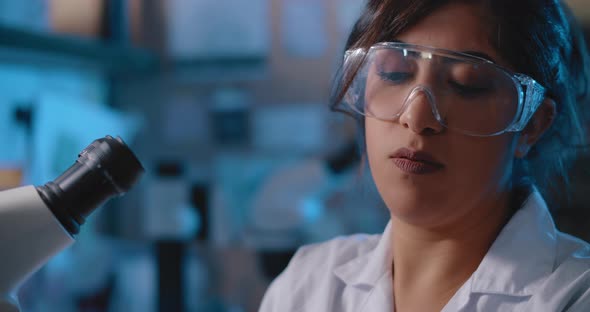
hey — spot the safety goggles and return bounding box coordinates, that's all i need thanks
[342,42,546,136]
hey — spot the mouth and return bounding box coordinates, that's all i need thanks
[389,148,444,175]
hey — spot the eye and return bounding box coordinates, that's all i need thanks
[378,71,412,83]
[448,80,492,97]
[448,64,494,97]
[372,49,415,84]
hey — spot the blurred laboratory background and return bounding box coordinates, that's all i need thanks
[0,0,589,311]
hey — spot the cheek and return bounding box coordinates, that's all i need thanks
[364,118,388,167]
[364,118,402,200]
[450,135,517,189]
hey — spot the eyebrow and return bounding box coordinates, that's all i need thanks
[462,51,497,63]
[391,39,497,63]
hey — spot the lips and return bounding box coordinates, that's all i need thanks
[390,147,444,174]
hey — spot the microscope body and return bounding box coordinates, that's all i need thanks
[0,185,74,311]
[0,136,144,312]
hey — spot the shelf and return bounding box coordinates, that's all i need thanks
[167,56,268,83]
[0,24,157,74]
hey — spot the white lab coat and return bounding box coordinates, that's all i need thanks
[259,191,590,311]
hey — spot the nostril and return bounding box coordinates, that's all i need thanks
[421,126,441,136]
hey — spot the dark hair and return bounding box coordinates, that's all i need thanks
[330,0,590,200]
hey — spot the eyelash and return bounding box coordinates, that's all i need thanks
[377,71,411,83]
[377,70,490,97]
[448,80,490,97]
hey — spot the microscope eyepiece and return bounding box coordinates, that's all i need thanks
[37,136,144,235]
[76,135,144,193]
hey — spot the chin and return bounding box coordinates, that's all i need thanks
[381,173,447,196]
[382,184,446,214]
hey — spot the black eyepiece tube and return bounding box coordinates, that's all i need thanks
[36,136,144,235]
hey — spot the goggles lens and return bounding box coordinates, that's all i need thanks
[343,43,541,136]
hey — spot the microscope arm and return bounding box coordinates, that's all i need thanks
[0,186,75,312]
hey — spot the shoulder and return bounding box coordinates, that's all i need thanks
[291,233,381,271]
[531,232,590,311]
[258,233,381,311]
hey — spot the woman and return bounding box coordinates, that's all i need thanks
[260,0,590,311]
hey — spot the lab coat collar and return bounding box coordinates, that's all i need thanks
[470,190,556,295]
[333,221,394,287]
[333,190,557,297]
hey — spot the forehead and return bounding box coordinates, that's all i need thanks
[393,3,506,67]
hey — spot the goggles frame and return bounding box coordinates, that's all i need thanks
[343,42,546,136]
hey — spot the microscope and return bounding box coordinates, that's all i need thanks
[0,136,144,312]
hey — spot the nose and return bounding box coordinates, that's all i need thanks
[398,86,444,135]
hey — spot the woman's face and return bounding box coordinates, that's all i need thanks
[365,3,519,228]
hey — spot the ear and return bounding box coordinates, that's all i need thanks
[514,98,556,158]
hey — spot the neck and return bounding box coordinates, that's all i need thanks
[390,189,515,311]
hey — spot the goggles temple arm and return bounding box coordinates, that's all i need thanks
[510,74,546,132]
